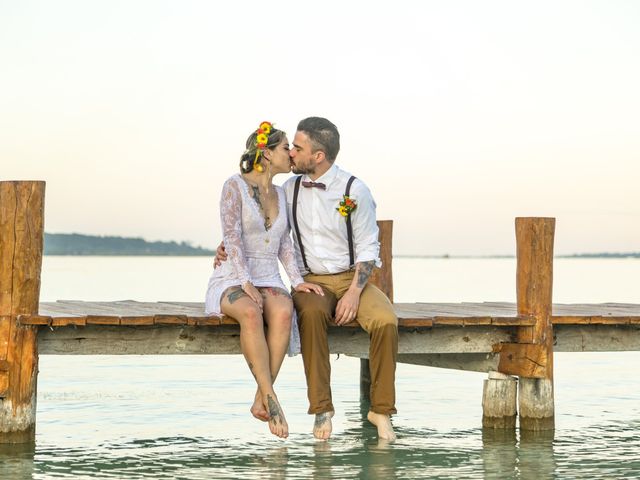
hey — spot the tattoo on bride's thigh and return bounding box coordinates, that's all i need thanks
[227,288,248,304]
[262,287,290,298]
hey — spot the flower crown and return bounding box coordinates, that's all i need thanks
[253,121,273,172]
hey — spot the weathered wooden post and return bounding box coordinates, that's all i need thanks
[488,217,555,430]
[0,181,45,443]
[482,371,517,428]
[360,220,393,401]
[495,217,555,430]
[515,217,555,430]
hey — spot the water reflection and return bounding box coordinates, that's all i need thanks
[0,422,638,479]
[519,429,556,479]
[0,442,35,480]
[481,428,556,479]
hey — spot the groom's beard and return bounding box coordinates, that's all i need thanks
[291,162,314,175]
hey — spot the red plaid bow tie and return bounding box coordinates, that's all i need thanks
[301,181,326,190]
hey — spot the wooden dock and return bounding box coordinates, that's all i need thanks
[1,180,639,442]
[23,300,640,359]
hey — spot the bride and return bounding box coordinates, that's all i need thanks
[205,121,323,439]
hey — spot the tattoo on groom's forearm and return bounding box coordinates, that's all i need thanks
[356,260,375,288]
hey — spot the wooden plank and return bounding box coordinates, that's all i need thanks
[86,315,121,325]
[491,317,535,326]
[554,325,640,352]
[497,343,547,378]
[35,324,515,355]
[20,310,639,328]
[397,353,499,373]
[552,316,636,325]
[463,317,493,326]
[399,318,434,328]
[589,316,631,325]
[51,317,87,327]
[188,317,221,326]
[120,316,155,326]
[220,316,239,325]
[36,300,640,322]
[153,315,188,325]
[432,317,466,326]
[16,315,51,326]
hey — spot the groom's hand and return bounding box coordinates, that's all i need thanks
[213,242,227,268]
[335,288,360,325]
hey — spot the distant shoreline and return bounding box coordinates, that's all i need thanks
[43,233,638,258]
[44,233,214,256]
[396,253,640,259]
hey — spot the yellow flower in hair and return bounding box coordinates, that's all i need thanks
[259,122,272,134]
[256,133,268,145]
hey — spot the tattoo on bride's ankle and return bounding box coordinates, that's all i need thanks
[267,395,282,424]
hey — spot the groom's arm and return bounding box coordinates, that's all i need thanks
[334,181,380,325]
[334,260,375,325]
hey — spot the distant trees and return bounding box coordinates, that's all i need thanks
[44,233,214,256]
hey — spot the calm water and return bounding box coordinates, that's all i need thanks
[1,257,639,479]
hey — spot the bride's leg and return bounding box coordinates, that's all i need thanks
[250,287,293,422]
[221,287,288,438]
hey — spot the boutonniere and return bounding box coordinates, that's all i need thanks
[337,195,357,217]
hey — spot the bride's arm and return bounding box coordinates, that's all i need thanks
[278,224,303,288]
[220,179,251,286]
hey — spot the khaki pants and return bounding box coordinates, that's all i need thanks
[293,271,398,415]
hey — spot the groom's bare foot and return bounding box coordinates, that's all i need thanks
[265,394,288,439]
[313,411,334,440]
[251,389,269,421]
[367,411,396,441]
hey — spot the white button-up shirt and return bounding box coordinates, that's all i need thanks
[282,164,381,275]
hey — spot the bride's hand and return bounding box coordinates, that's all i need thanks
[294,282,324,296]
[242,282,263,309]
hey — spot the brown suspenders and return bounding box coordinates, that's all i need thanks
[292,175,357,273]
[292,176,310,272]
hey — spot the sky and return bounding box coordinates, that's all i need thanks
[1,0,639,255]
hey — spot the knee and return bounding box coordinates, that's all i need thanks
[269,306,293,333]
[294,294,330,321]
[369,313,398,332]
[240,306,263,332]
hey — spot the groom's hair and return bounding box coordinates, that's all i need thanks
[297,117,340,163]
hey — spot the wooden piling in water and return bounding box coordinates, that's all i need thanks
[482,371,517,428]
[360,220,394,402]
[0,181,45,443]
[493,217,556,430]
[515,217,555,430]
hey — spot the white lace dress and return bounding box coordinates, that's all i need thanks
[205,174,303,355]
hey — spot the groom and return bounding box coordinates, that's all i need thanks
[285,117,398,441]
[218,117,398,440]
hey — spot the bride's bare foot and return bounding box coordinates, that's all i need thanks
[251,389,269,421]
[265,393,288,439]
[367,411,396,441]
[313,411,334,440]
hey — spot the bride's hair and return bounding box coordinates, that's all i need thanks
[239,127,285,173]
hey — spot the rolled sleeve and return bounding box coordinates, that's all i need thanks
[351,182,382,268]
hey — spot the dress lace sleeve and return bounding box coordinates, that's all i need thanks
[221,178,251,285]
[278,224,304,288]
